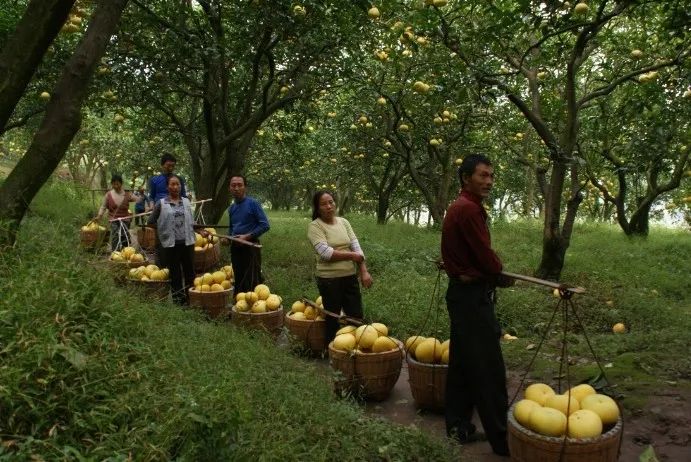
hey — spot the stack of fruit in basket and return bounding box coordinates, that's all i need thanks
[81,221,107,233]
[513,383,620,438]
[194,228,218,251]
[110,246,146,263]
[234,284,282,313]
[331,323,401,353]
[190,266,233,292]
[405,335,450,364]
[287,296,325,320]
[128,264,170,281]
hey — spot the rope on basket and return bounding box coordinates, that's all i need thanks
[508,285,623,461]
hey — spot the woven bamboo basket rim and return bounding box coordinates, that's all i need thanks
[108,258,149,267]
[231,305,284,316]
[189,287,233,295]
[405,352,449,369]
[328,338,405,359]
[284,313,326,324]
[126,277,170,285]
[507,402,623,446]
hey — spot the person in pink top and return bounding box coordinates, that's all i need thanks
[95,174,136,251]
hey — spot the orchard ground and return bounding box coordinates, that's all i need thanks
[1,178,689,460]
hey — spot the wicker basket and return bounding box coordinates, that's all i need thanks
[406,353,447,412]
[193,245,220,273]
[328,339,404,401]
[80,229,110,250]
[230,305,284,336]
[126,278,170,301]
[284,313,327,355]
[189,287,233,319]
[507,403,623,462]
[136,226,157,251]
[107,258,148,284]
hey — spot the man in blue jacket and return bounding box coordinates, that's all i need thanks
[228,175,270,296]
[149,153,187,204]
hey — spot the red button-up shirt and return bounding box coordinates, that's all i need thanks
[441,190,503,280]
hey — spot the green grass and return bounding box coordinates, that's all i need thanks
[0,181,459,460]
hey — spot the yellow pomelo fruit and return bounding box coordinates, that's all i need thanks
[336,325,357,336]
[221,280,231,290]
[201,273,214,285]
[303,306,317,320]
[545,394,580,416]
[525,383,556,406]
[291,312,306,320]
[580,394,619,426]
[246,291,259,304]
[567,409,603,439]
[441,339,450,352]
[200,284,211,292]
[514,399,542,429]
[291,300,306,313]
[404,336,426,355]
[235,292,246,302]
[315,295,322,306]
[372,336,397,353]
[251,301,267,313]
[415,338,441,363]
[254,284,271,300]
[333,333,356,352]
[121,246,136,259]
[568,384,596,403]
[193,277,202,287]
[371,322,388,336]
[212,271,226,284]
[235,300,249,312]
[441,348,449,364]
[129,253,145,262]
[529,407,567,437]
[210,283,224,292]
[265,294,281,311]
[354,325,379,349]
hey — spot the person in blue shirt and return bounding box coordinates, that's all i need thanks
[149,153,188,265]
[227,175,270,296]
[149,153,188,204]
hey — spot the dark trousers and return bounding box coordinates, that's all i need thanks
[316,275,363,344]
[445,279,509,455]
[162,242,195,305]
[231,243,263,296]
[110,220,131,251]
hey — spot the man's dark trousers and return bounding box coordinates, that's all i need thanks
[445,278,509,455]
[231,241,263,296]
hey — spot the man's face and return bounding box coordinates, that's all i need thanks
[162,160,176,174]
[229,176,246,200]
[463,163,494,199]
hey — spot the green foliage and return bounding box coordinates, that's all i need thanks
[0,182,457,460]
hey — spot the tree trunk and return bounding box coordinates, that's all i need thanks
[626,198,652,236]
[376,191,390,224]
[0,0,130,248]
[536,160,568,280]
[0,0,76,133]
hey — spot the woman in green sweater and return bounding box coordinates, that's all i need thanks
[307,191,373,343]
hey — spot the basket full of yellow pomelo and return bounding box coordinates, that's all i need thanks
[328,322,404,401]
[405,336,449,412]
[193,230,220,273]
[126,264,170,301]
[79,220,109,250]
[188,266,233,319]
[284,297,326,355]
[230,284,284,335]
[508,382,623,461]
[108,246,147,282]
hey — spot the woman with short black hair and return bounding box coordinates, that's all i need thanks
[95,174,135,251]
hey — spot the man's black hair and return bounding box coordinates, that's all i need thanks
[110,173,123,184]
[160,153,177,165]
[458,153,492,186]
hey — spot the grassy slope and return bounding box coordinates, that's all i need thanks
[0,181,459,461]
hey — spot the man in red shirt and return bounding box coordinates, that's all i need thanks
[441,154,513,457]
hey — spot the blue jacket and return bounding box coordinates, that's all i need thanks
[148,174,187,203]
[229,196,270,240]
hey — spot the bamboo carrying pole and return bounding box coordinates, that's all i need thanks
[501,271,586,294]
[301,297,364,326]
